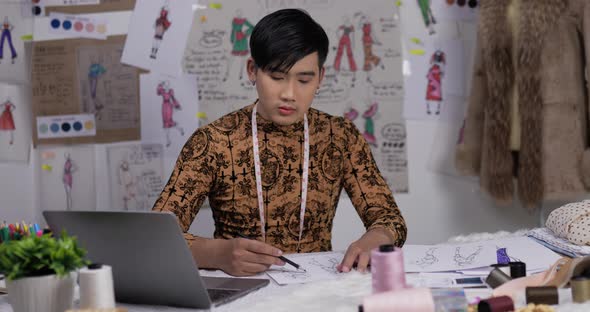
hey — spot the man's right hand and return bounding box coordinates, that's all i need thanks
[217,238,285,276]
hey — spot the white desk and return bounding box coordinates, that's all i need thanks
[2,271,590,311]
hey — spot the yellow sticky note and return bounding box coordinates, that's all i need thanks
[42,164,53,171]
[410,37,422,44]
[395,0,402,6]
[197,112,208,119]
[409,49,425,55]
[200,15,208,23]
[20,34,33,41]
[209,3,222,9]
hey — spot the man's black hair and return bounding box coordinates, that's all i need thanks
[250,8,329,72]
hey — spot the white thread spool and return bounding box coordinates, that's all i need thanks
[78,263,115,309]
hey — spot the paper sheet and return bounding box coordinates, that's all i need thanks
[266,251,345,285]
[0,2,34,83]
[31,35,141,145]
[37,145,96,211]
[404,243,497,273]
[107,143,165,211]
[0,83,32,163]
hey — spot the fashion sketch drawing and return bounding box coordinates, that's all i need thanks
[0,98,15,145]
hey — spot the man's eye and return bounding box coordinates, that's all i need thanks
[299,80,311,84]
[271,76,284,80]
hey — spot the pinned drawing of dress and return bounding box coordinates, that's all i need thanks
[417,0,436,35]
[230,16,254,56]
[362,102,378,147]
[0,99,15,145]
[0,17,17,64]
[63,154,77,211]
[151,5,171,59]
[157,81,184,147]
[426,50,445,115]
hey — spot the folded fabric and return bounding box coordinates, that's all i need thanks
[546,200,590,246]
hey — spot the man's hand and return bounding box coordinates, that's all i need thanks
[217,238,285,276]
[337,228,394,273]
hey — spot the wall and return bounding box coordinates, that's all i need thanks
[0,2,577,251]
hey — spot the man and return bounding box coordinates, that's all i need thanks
[153,8,406,277]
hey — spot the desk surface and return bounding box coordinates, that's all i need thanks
[2,270,590,312]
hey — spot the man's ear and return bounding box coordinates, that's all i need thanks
[318,66,326,85]
[246,58,258,82]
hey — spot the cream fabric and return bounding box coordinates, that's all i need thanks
[546,200,590,246]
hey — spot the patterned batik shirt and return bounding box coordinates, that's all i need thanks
[153,103,407,252]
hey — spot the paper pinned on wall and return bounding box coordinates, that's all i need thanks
[107,143,165,211]
[0,2,34,83]
[139,72,200,175]
[121,0,196,76]
[37,145,96,212]
[47,13,108,40]
[403,39,465,121]
[0,83,32,163]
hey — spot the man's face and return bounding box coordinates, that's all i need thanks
[247,52,324,126]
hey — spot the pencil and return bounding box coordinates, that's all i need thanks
[236,233,306,272]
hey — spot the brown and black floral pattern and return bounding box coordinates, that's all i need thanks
[153,103,407,252]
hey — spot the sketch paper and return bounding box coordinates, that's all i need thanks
[44,0,136,15]
[0,83,32,163]
[266,251,345,285]
[404,243,497,273]
[185,0,409,193]
[122,0,195,76]
[107,143,165,211]
[404,39,465,121]
[140,72,200,173]
[38,145,96,211]
[0,2,33,83]
[31,35,141,145]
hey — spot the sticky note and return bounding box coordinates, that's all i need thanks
[395,0,402,6]
[410,37,422,44]
[197,112,208,119]
[41,151,56,160]
[209,3,222,9]
[20,34,33,41]
[42,164,53,171]
[409,49,425,55]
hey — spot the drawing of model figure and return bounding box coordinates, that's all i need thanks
[0,16,17,64]
[0,98,15,145]
[118,160,136,210]
[157,80,184,147]
[426,50,445,115]
[333,17,357,86]
[151,2,171,59]
[224,9,254,81]
[417,0,436,35]
[63,154,78,211]
[359,14,383,83]
[88,61,106,119]
[362,102,378,147]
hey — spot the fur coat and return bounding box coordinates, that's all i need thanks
[456,0,590,208]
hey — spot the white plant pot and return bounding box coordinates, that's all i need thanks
[6,272,77,312]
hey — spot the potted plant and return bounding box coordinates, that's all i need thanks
[0,231,90,312]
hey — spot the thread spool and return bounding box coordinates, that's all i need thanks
[571,276,590,303]
[509,262,526,278]
[491,264,511,276]
[485,268,512,289]
[477,296,514,312]
[525,286,558,305]
[360,287,434,312]
[371,244,406,293]
[78,263,115,309]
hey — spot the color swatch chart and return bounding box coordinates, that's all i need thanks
[37,113,96,139]
[48,12,107,39]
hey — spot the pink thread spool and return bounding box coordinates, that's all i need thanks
[360,287,434,312]
[371,244,406,293]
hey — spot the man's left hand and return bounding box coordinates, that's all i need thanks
[337,228,394,273]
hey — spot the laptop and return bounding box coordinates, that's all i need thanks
[43,211,269,309]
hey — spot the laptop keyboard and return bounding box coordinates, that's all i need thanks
[207,288,241,302]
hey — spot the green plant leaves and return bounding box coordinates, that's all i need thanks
[0,230,90,281]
